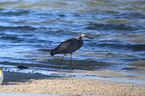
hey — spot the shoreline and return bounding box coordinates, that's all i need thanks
[0,71,145,95]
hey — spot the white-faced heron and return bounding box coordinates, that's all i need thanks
[50,34,92,70]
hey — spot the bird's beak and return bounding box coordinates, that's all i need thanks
[86,36,93,39]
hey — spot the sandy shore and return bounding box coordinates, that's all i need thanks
[0,71,145,96]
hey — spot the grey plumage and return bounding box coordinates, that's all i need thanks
[50,38,83,56]
[50,34,91,70]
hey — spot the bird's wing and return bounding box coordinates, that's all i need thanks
[52,38,79,54]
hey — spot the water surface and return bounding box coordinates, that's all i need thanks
[0,0,145,86]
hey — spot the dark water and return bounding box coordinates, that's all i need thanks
[0,0,145,85]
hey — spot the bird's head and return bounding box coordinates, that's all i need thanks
[78,34,92,40]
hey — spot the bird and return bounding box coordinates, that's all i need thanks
[50,34,92,70]
[0,69,4,85]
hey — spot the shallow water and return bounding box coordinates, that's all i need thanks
[0,0,145,86]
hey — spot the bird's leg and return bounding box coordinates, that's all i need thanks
[70,53,73,70]
[58,53,66,69]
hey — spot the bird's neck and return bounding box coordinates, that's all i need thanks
[77,36,82,40]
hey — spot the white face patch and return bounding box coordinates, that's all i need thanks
[81,34,86,37]
[77,34,87,40]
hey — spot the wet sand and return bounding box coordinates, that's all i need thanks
[0,71,145,96]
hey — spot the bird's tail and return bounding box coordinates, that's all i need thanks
[50,50,55,56]
[50,53,55,56]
